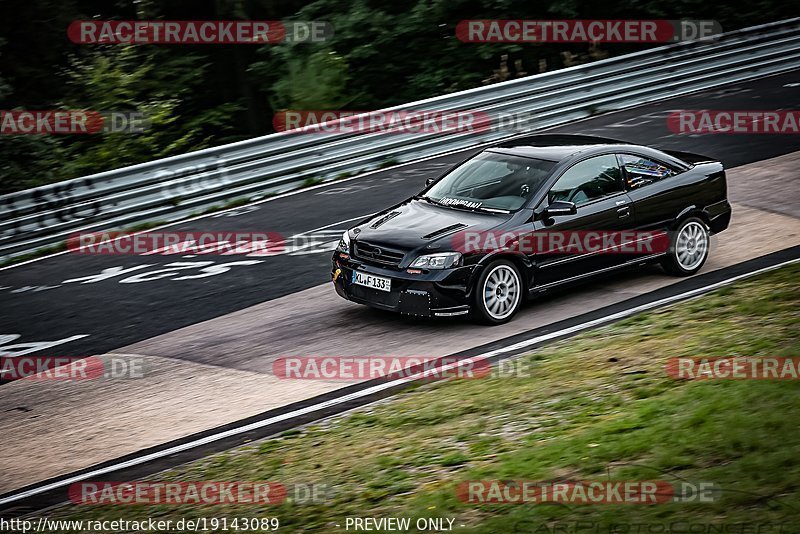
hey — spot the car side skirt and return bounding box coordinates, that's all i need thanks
[531,253,666,293]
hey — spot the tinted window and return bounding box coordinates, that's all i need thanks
[619,154,676,189]
[425,152,556,211]
[548,154,623,206]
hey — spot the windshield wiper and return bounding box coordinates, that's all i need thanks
[455,204,510,214]
[414,195,447,207]
[474,206,511,214]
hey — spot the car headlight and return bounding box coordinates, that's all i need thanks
[337,230,351,253]
[409,252,461,269]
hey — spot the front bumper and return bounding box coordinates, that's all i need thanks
[331,252,478,317]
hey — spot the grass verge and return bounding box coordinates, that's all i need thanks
[49,264,800,532]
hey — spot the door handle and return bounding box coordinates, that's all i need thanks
[617,206,631,219]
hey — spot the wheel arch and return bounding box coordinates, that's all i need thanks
[474,252,531,296]
[673,205,711,230]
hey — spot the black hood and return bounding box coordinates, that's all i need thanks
[352,198,509,253]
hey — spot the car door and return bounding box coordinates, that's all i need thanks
[532,154,636,286]
[617,152,683,233]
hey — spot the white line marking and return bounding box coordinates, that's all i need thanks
[1,256,797,507]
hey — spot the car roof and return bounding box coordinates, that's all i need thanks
[485,134,640,162]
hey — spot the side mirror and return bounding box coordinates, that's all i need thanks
[544,200,577,217]
[425,177,436,187]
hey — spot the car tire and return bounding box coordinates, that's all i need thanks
[471,259,524,325]
[660,217,710,276]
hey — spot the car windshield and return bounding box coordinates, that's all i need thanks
[424,152,556,212]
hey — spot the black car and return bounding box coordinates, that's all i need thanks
[331,135,731,324]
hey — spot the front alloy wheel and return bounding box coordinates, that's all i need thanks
[472,259,523,325]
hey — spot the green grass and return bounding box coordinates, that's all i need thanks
[0,242,68,267]
[379,157,400,169]
[198,196,258,215]
[301,177,325,188]
[48,264,800,532]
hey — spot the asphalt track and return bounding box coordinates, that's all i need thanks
[1,71,799,359]
[0,70,799,506]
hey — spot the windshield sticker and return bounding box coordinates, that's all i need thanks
[439,197,483,209]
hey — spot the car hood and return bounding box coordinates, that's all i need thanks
[352,198,509,253]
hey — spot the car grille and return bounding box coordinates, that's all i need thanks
[353,240,406,267]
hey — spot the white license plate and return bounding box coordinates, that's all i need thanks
[352,271,391,292]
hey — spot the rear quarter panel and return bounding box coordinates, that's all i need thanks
[627,161,728,232]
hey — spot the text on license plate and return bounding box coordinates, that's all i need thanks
[352,271,391,292]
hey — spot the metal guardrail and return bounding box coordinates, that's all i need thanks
[2,18,799,259]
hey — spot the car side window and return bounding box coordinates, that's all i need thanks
[548,154,623,206]
[618,154,677,189]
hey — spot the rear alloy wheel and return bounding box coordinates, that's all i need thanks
[661,217,710,276]
[472,260,523,325]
